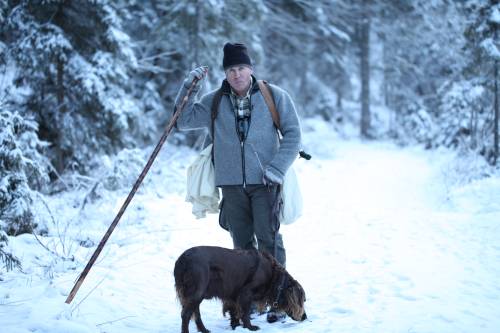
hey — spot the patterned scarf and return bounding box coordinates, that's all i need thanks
[230,76,253,119]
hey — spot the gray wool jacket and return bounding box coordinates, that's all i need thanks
[174,75,301,187]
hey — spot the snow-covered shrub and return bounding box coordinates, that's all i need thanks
[0,111,49,235]
[440,146,495,189]
[436,81,491,154]
[100,148,148,191]
[75,147,149,208]
[392,103,435,147]
[0,230,21,272]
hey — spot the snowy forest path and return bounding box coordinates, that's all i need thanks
[287,130,500,333]
[2,122,500,333]
[67,128,500,333]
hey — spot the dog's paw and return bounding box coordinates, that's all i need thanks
[245,324,260,331]
[230,319,240,330]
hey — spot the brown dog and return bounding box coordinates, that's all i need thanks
[174,246,307,332]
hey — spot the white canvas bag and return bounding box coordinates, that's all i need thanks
[279,165,303,225]
[185,143,219,218]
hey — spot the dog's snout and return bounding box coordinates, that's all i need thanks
[301,312,307,321]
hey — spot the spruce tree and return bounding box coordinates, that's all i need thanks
[1,1,156,175]
[0,110,47,235]
[462,0,500,164]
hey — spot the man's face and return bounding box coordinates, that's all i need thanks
[225,65,253,96]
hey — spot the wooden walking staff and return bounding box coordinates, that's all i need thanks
[65,72,205,304]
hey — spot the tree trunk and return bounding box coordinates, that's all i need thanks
[494,57,499,165]
[470,106,478,150]
[381,31,395,135]
[299,55,310,116]
[193,0,201,66]
[494,22,499,165]
[360,16,371,138]
[336,86,343,110]
[55,57,66,172]
[381,32,389,107]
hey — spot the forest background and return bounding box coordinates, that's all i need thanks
[1,0,499,269]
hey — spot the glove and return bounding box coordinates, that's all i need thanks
[262,167,283,186]
[185,66,208,89]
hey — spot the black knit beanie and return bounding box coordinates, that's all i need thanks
[222,43,252,69]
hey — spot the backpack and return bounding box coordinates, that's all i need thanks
[211,80,303,225]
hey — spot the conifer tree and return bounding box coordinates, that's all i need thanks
[0,110,48,235]
[1,1,155,174]
[462,0,500,164]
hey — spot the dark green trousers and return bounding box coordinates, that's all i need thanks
[220,184,286,266]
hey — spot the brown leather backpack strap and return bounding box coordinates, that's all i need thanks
[257,80,281,132]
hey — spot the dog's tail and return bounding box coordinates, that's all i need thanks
[173,253,194,306]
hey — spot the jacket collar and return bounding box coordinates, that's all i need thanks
[220,74,260,95]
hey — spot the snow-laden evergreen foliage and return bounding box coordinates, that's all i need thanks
[436,81,491,151]
[0,110,48,235]
[1,31,50,235]
[379,2,466,142]
[0,229,21,272]
[260,1,351,116]
[1,0,492,170]
[0,0,499,246]
[2,1,161,174]
[459,0,500,163]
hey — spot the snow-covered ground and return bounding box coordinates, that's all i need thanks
[1,118,500,333]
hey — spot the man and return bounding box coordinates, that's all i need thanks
[173,42,301,323]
